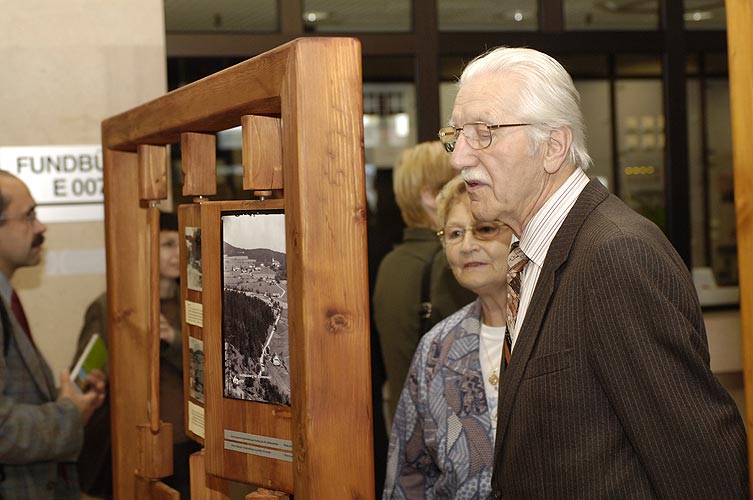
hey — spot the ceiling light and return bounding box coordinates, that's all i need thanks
[303,11,330,23]
[684,10,713,21]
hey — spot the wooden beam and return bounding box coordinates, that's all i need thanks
[725,0,753,494]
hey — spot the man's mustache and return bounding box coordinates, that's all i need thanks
[31,234,45,247]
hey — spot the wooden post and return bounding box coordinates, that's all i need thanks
[725,0,753,494]
[104,148,150,499]
[134,144,175,481]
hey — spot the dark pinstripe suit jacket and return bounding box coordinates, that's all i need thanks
[490,179,748,500]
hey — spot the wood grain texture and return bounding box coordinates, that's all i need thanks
[104,148,151,500]
[242,115,284,191]
[104,38,373,499]
[138,144,168,200]
[189,450,231,500]
[281,37,374,500]
[151,481,180,500]
[148,205,162,431]
[135,477,179,500]
[182,132,218,196]
[102,38,294,151]
[246,488,290,499]
[202,199,294,491]
[136,422,175,479]
[725,0,753,493]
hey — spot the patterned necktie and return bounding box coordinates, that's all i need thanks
[504,241,529,367]
[10,290,34,345]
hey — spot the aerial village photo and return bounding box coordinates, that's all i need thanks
[221,210,290,406]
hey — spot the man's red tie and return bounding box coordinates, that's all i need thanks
[10,290,34,345]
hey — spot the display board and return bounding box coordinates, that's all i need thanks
[180,204,207,444]
[201,200,293,490]
[102,37,373,499]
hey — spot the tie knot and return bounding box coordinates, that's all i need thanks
[508,241,529,273]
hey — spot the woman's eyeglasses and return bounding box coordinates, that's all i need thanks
[437,222,503,245]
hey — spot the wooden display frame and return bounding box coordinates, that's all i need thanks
[102,37,373,499]
[201,199,293,490]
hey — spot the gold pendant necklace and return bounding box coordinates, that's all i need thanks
[480,330,501,387]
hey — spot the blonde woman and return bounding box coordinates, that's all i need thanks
[384,176,511,499]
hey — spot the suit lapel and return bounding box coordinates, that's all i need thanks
[493,179,609,457]
[4,302,55,400]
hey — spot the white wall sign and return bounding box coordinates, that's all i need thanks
[0,145,104,223]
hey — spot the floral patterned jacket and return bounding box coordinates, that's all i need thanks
[383,300,494,500]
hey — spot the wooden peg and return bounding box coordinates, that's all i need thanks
[135,421,174,479]
[182,132,217,197]
[242,115,283,191]
[245,488,290,500]
[138,144,167,201]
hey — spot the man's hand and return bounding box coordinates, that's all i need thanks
[58,369,106,425]
[159,313,176,344]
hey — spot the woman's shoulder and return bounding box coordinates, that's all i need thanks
[417,300,479,352]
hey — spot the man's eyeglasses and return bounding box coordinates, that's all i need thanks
[437,222,504,246]
[438,122,531,153]
[0,211,38,224]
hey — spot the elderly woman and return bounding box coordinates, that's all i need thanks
[383,175,512,500]
[373,141,474,423]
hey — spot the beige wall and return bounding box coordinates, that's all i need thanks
[0,0,166,378]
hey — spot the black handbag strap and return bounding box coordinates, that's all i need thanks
[418,246,443,334]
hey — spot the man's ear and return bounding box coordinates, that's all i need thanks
[543,126,573,174]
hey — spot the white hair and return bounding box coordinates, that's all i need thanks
[459,47,592,171]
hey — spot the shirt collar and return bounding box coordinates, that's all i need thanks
[515,168,590,267]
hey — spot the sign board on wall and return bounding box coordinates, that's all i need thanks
[0,145,104,223]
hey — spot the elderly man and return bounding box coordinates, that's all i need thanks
[441,47,747,500]
[0,170,105,500]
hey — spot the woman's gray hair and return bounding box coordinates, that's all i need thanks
[459,47,592,171]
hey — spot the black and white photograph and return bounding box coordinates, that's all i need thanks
[188,336,205,403]
[186,226,203,291]
[221,210,290,406]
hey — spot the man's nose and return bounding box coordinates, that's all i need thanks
[449,134,473,172]
[34,218,47,233]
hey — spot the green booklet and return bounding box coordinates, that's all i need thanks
[70,333,107,392]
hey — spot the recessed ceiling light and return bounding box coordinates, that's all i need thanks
[684,10,713,21]
[303,11,330,23]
